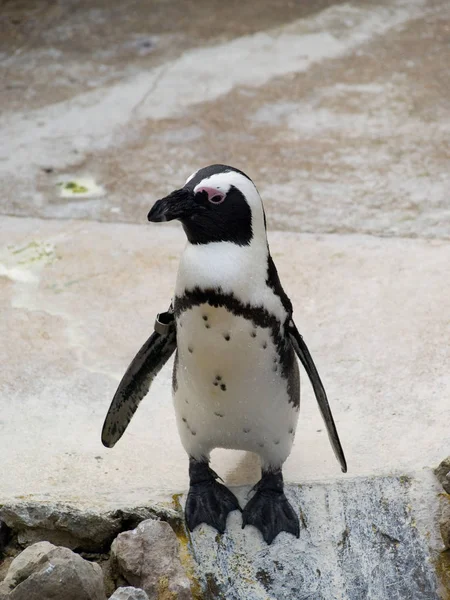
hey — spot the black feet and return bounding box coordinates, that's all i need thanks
[185,459,241,534]
[185,462,299,544]
[242,470,299,544]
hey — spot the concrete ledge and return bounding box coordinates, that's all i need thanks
[0,473,445,599]
[191,474,442,600]
[0,216,449,508]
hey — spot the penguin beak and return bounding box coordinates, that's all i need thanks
[148,188,196,223]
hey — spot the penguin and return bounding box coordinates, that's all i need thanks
[102,164,347,544]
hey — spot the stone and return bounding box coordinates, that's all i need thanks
[0,521,11,555]
[0,541,106,600]
[0,504,180,553]
[111,520,191,600]
[109,588,149,600]
[435,457,450,494]
[0,558,14,587]
[438,494,450,550]
[0,541,55,590]
[190,475,441,600]
[0,504,120,553]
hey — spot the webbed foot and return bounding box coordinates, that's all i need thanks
[185,459,241,534]
[242,469,299,544]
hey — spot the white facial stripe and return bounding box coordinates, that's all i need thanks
[185,170,199,185]
[175,169,284,323]
[193,180,230,195]
[193,172,260,208]
[195,186,226,204]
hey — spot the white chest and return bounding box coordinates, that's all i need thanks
[174,240,288,326]
[170,239,298,466]
[172,301,299,466]
[176,302,281,394]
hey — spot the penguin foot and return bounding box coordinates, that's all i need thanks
[185,459,241,534]
[242,469,299,544]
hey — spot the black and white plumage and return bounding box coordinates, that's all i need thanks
[102,164,347,544]
[102,310,176,447]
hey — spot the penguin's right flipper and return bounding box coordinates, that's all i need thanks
[101,308,176,448]
[288,320,347,473]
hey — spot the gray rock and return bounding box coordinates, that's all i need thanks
[434,457,450,494]
[0,504,119,552]
[0,503,180,553]
[0,541,106,600]
[111,520,192,600]
[109,588,149,600]
[0,521,11,554]
[0,541,55,591]
[190,477,440,600]
[0,558,14,587]
[438,494,450,550]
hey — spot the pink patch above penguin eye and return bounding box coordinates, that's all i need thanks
[196,186,226,205]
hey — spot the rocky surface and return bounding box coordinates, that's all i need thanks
[436,458,450,558]
[436,458,450,495]
[0,503,178,553]
[111,520,192,600]
[0,477,444,599]
[0,523,11,556]
[435,457,450,565]
[191,475,442,600]
[439,498,450,551]
[0,504,119,553]
[109,588,149,600]
[0,541,106,600]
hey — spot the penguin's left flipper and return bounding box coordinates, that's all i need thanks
[288,320,348,473]
[101,308,176,449]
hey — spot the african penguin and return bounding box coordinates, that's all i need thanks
[102,164,347,545]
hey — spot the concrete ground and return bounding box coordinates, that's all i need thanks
[1,216,449,506]
[0,0,449,595]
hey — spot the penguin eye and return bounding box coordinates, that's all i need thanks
[196,186,226,205]
[209,193,225,205]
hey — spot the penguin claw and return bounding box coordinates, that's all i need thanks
[242,489,300,544]
[185,479,241,534]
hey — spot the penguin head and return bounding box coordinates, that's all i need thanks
[148,164,266,246]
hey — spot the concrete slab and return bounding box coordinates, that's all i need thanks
[0,216,449,509]
[1,0,449,238]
